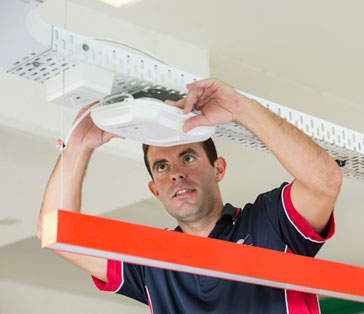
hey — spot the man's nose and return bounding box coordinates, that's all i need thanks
[170,166,186,181]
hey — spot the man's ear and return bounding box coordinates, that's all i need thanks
[214,157,226,182]
[148,181,160,200]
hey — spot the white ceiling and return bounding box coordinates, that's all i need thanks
[0,0,363,313]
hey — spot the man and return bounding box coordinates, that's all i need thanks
[38,78,342,313]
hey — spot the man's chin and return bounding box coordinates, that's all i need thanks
[165,202,192,216]
[171,206,202,223]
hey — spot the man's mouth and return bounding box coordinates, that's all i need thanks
[174,189,196,197]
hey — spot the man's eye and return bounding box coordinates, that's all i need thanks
[157,164,168,172]
[184,155,195,163]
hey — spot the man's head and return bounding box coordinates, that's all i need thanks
[143,138,218,179]
[143,139,226,226]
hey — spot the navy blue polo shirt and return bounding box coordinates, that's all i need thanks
[93,182,335,314]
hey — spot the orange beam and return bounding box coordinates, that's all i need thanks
[42,210,364,302]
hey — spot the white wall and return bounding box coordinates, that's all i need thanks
[0,280,148,314]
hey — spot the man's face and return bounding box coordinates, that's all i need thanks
[147,142,225,224]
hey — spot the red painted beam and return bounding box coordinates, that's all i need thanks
[42,210,364,302]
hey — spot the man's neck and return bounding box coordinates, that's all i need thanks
[177,204,224,237]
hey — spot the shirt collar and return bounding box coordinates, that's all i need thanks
[217,203,240,223]
[174,203,240,232]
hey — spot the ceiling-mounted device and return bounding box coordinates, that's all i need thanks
[91,94,215,146]
[44,64,214,147]
[1,0,363,181]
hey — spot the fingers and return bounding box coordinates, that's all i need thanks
[165,99,186,109]
[165,97,195,114]
[183,115,210,133]
[166,93,198,114]
[112,134,126,140]
[102,131,125,143]
[166,97,212,132]
[186,78,217,91]
[84,101,99,109]
[73,101,100,123]
[183,79,218,114]
[166,78,219,116]
[183,89,200,114]
[79,101,99,115]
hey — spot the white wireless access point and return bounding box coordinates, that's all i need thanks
[90,94,215,147]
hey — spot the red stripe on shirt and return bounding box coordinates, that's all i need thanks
[92,260,123,292]
[232,208,241,221]
[145,285,154,314]
[283,182,335,242]
[285,246,320,314]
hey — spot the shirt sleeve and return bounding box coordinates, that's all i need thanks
[260,182,335,257]
[92,260,148,304]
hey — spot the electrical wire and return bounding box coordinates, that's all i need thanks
[57,101,102,152]
[59,0,69,210]
[94,37,169,65]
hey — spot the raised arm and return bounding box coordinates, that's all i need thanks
[37,103,118,282]
[167,79,342,235]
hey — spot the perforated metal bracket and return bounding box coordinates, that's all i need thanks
[51,27,200,93]
[0,0,50,75]
[4,17,364,181]
[214,96,364,182]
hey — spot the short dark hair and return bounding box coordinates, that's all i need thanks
[143,138,218,179]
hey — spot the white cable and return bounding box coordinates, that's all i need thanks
[60,91,64,209]
[57,93,133,151]
[94,37,169,65]
[59,0,68,210]
[58,102,101,151]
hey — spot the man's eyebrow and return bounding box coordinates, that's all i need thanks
[178,148,199,158]
[152,159,168,172]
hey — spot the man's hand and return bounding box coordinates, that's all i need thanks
[68,102,121,151]
[166,78,253,132]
